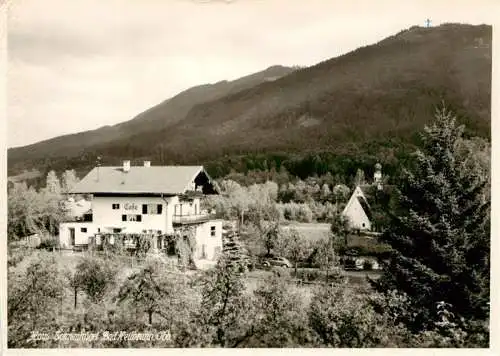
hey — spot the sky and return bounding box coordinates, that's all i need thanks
[6,0,498,148]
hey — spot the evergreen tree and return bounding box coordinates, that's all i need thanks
[373,105,490,332]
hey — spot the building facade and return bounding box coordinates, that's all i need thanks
[341,186,372,231]
[59,161,223,261]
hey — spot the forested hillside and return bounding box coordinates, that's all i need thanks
[8,24,491,184]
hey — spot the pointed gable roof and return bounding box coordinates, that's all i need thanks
[342,185,370,217]
[71,165,216,195]
[343,184,398,223]
[356,195,372,220]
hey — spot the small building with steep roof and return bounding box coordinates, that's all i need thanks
[342,186,372,231]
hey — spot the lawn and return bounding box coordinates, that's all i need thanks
[281,222,331,242]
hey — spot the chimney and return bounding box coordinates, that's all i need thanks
[143,161,151,168]
[123,160,131,172]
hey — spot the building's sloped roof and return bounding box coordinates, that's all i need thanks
[357,195,373,220]
[71,166,205,194]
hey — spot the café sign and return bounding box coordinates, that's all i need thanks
[124,203,138,211]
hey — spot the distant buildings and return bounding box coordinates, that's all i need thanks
[59,161,223,262]
[342,163,387,232]
[342,185,372,231]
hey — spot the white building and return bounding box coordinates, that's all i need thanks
[342,186,372,231]
[59,161,223,261]
[342,163,385,232]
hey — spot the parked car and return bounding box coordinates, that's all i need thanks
[262,256,292,268]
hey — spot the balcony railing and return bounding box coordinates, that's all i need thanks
[172,213,215,225]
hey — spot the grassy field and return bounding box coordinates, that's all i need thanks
[282,222,331,242]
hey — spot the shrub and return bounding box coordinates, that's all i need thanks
[297,204,313,223]
[336,242,392,258]
[363,259,373,271]
[37,237,58,251]
[300,269,323,282]
[308,284,406,347]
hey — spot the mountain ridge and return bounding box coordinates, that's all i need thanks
[8,23,491,179]
[8,65,296,159]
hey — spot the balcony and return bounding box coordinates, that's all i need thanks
[172,212,215,226]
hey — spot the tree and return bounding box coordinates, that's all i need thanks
[195,255,254,347]
[72,257,117,307]
[282,228,311,275]
[116,260,173,325]
[353,168,366,187]
[45,170,61,194]
[61,169,80,194]
[330,212,351,245]
[372,105,490,332]
[246,276,316,347]
[220,180,252,228]
[40,171,66,236]
[8,182,33,240]
[8,253,66,347]
[308,284,405,347]
[332,184,350,206]
[313,239,340,283]
[320,183,331,201]
[260,221,285,256]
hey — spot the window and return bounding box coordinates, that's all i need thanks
[211,226,216,237]
[113,228,121,233]
[157,236,162,249]
[81,227,87,233]
[112,203,120,210]
[142,204,163,214]
[122,214,141,222]
[174,204,181,216]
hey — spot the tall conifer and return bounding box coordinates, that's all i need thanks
[373,104,490,331]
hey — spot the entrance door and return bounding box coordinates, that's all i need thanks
[69,228,75,246]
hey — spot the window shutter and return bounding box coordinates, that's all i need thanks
[137,215,142,222]
[142,204,148,214]
[157,204,162,214]
[122,215,127,222]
